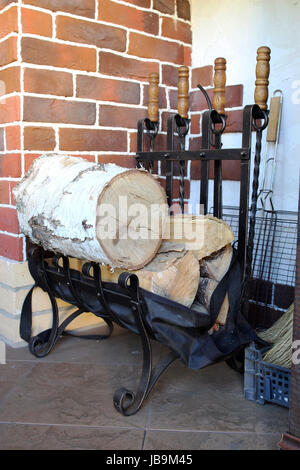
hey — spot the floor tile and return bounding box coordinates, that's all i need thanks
[143,429,283,450]
[146,388,289,433]
[0,363,33,403]
[154,359,245,395]
[0,362,149,429]
[0,422,145,450]
[7,327,163,366]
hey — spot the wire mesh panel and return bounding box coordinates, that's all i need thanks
[220,206,298,329]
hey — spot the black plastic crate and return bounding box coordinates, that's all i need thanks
[244,342,290,408]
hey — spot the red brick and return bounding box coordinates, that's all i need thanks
[184,46,191,66]
[23,0,95,18]
[129,32,185,65]
[0,206,19,233]
[24,153,40,172]
[123,0,150,7]
[153,0,175,14]
[0,153,21,177]
[0,0,15,10]
[161,111,176,132]
[142,85,167,109]
[24,68,73,96]
[162,64,179,87]
[224,109,243,133]
[192,65,213,89]
[161,17,192,44]
[22,7,52,37]
[225,85,243,108]
[24,126,56,151]
[23,97,96,125]
[5,125,21,150]
[0,233,23,261]
[56,15,126,52]
[21,37,97,72]
[190,113,201,134]
[0,5,18,40]
[98,154,136,169]
[98,0,159,35]
[159,177,190,199]
[160,156,187,177]
[130,131,172,153]
[59,128,127,152]
[190,87,211,112]
[0,95,20,123]
[190,159,241,181]
[0,179,18,205]
[99,105,146,129]
[176,0,190,20]
[76,75,140,104]
[189,136,202,151]
[0,36,18,67]
[0,66,20,95]
[99,51,159,82]
[168,88,178,111]
[0,180,9,204]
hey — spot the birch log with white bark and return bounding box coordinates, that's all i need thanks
[13,154,168,270]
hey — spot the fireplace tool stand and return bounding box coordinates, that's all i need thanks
[21,48,271,416]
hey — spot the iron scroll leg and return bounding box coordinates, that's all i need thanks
[113,272,178,416]
[20,248,114,358]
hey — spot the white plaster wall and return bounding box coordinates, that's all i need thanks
[190,0,300,212]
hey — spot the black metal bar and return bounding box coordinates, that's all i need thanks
[200,111,211,214]
[175,114,190,214]
[136,148,250,162]
[113,272,178,416]
[238,105,253,281]
[166,115,175,212]
[213,156,222,218]
[137,119,144,154]
[137,118,159,172]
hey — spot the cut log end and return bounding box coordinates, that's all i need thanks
[96,169,168,270]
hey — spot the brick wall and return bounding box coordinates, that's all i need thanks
[0,0,248,345]
[0,0,192,262]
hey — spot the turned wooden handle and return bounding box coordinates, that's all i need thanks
[213,57,226,115]
[254,46,271,110]
[148,72,159,122]
[177,66,189,119]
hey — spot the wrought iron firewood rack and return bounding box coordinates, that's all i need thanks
[20,48,271,416]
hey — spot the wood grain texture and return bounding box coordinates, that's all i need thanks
[177,65,189,118]
[213,57,226,115]
[148,72,159,122]
[254,46,271,110]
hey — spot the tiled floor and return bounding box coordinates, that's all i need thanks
[0,325,289,450]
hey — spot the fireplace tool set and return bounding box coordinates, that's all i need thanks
[19,47,272,416]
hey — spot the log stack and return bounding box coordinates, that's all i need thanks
[14,154,235,321]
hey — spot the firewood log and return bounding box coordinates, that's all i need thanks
[163,214,234,260]
[13,154,168,270]
[197,244,233,325]
[83,242,200,308]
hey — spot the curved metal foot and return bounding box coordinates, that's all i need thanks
[113,272,178,416]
